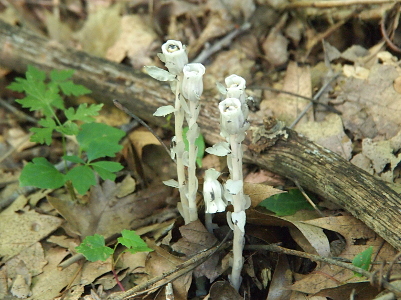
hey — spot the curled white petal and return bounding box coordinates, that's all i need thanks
[219,98,246,136]
[161,40,188,75]
[203,168,227,213]
[205,142,231,156]
[231,211,246,232]
[182,63,205,102]
[163,179,179,188]
[153,105,175,117]
[225,179,243,195]
[144,66,176,81]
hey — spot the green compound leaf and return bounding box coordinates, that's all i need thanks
[50,69,75,82]
[20,157,65,189]
[65,165,96,195]
[63,155,85,164]
[117,229,153,254]
[183,126,205,167]
[30,117,57,145]
[91,161,124,181]
[77,123,125,161]
[258,188,315,216]
[65,103,103,123]
[352,246,373,277]
[76,234,114,262]
[58,80,91,96]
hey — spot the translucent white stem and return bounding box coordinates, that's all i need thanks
[175,75,190,224]
[187,100,199,222]
[229,134,245,291]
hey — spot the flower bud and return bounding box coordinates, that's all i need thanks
[203,168,227,213]
[181,63,205,102]
[219,98,247,136]
[225,74,248,119]
[160,40,188,75]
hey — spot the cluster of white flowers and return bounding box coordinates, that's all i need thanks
[147,40,250,291]
[147,40,205,224]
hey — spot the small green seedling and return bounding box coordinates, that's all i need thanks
[352,246,373,277]
[8,66,124,196]
[258,188,315,216]
[76,229,153,262]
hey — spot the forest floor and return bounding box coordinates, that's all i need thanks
[1,1,401,299]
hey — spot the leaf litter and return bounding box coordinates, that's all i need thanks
[2,1,401,299]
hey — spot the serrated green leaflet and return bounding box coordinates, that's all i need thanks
[91,161,123,181]
[352,246,373,277]
[258,189,315,216]
[19,157,65,189]
[77,123,125,161]
[65,103,103,123]
[75,234,114,262]
[117,230,153,253]
[65,165,96,195]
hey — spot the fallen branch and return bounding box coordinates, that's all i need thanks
[1,20,401,251]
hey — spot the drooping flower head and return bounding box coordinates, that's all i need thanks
[219,98,248,138]
[182,63,205,102]
[225,74,248,119]
[159,40,188,75]
[203,168,227,213]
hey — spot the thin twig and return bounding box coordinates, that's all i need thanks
[289,72,340,129]
[245,244,401,296]
[192,23,251,64]
[107,232,232,300]
[113,99,174,162]
[249,85,342,115]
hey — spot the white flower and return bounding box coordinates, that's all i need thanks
[182,63,205,102]
[159,40,188,75]
[219,98,247,136]
[225,74,248,119]
[203,168,227,213]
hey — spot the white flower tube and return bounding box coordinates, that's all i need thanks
[182,63,205,102]
[203,168,227,214]
[219,98,247,137]
[160,40,188,75]
[225,74,248,119]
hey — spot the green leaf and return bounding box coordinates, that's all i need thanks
[26,65,46,82]
[117,230,153,253]
[258,189,315,216]
[50,69,74,82]
[30,117,57,145]
[64,103,103,123]
[183,126,205,167]
[91,161,123,181]
[56,121,79,136]
[352,246,373,277]
[65,165,96,195]
[20,157,65,189]
[77,123,125,161]
[63,155,85,164]
[76,234,114,262]
[58,80,91,96]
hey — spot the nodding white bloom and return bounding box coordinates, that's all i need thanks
[225,74,248,119]
[203,168,227,213]
[160,40,188,75]
[225,74,246,102]
[182,63,205,102]
[219,98,248,137]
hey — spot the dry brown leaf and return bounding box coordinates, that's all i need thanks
[0,200,63,261]
[205,281,242,300]
[297,114,352,160]
[260,61,313,126]
[243,182,284,207]
[334,63,401,140]
[74,4,121,57]
[47,180,170,239]
[146,239,191,300]
[290,215,400,295]
[129,127,161,160]
[106,15,158,68]
[244,169,286,186]
[80,258,112,286]
[172,220,220,281]
[266,255,292,300]
[29,247,81,300]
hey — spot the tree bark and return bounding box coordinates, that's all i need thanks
[1,20,401,250]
